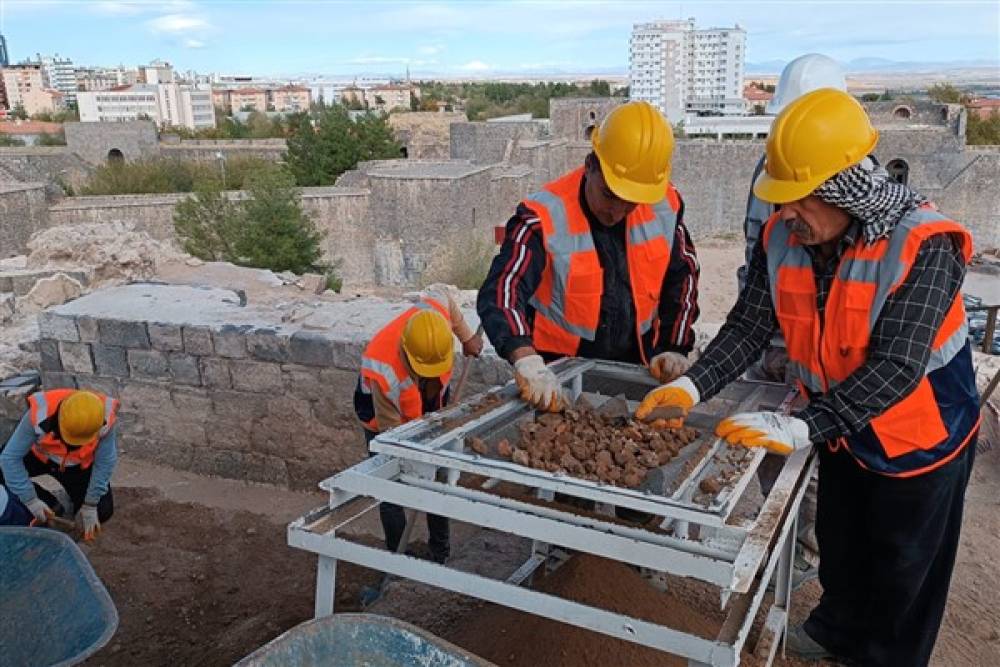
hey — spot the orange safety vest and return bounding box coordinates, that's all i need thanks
[357,298,454,432]
[523,166,681,364]
[27,389,119,470]
[764,205,981,477]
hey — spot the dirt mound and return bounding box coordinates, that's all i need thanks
[26,222,184,285]
[83,486,381,666]
[443,554,723,666]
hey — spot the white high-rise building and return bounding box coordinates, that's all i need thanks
[629,19,746,123]
[27,53,77,105]
[77,83,215,130]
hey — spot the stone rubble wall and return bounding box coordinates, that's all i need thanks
[36,284,511,490]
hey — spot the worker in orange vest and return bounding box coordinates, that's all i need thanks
[0,389,119,540]
[638,89,979,666]
[478,101,700,412]
[355,285,483,563]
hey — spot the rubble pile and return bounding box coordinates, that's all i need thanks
[468,407,698,489]
[26,221,184,284]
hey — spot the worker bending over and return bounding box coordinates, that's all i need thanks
[354,284,483,563]
[0,389,119,540]
[638,89,978,666]
[478,100,699,412]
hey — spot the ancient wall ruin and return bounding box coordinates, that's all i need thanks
[65,121,161,165]
[37,284,508,489]
[0,183,52,256]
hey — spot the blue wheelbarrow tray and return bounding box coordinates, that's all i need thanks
[0,527,119,666]
[236,613,494,667]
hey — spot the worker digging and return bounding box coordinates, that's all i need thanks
[0,388,119,539]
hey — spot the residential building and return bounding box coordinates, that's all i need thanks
[138,60,174,85]
[0,34,9,68]
[367,84,412,111]
[270,85,311,112]
[2,65,64,116]
[967,98,1000,120]
[228,88,268,112]
[308,81,348,107]
[77,83,215,130]
[29,53,77,105]
[743,82,774,114]
[76,67,135,92]
[340,85,366,109]
[629,19,747,122]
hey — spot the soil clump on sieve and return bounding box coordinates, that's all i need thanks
[467,405,698,489]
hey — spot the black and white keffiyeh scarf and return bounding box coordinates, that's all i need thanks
[813,157,928,244]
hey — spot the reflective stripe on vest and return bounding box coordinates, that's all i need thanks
[28,389,118,469]
[358,298,453,430]
[765,207,971,394]
[524,167,678,357]
[764,206,977,473]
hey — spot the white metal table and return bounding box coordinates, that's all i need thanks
[289,359,815,666]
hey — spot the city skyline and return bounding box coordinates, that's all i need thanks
[2,0,998,78]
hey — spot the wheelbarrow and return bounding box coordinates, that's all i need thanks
[235,613,493,667]
[0,527,118,666]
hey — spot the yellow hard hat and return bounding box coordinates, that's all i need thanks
[754,88,879,204]
[591,101,674,204]
[402,310,453,378]
[58,391,105,447]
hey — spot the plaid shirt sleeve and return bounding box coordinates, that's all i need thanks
[797,233,966,443]
[686,237,778,399]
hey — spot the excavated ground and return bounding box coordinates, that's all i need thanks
[56,238,1000,666]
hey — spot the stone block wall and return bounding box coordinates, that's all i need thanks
[64,121,160,165]
[0,183,52,256]
[0,147,94,194]
[37,284,509,490]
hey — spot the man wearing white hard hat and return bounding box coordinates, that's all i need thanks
[738,54,848,296]
[739,55,849,592]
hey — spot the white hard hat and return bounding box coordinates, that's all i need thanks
[766,53,847,114]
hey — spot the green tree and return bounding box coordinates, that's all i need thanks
[173,182,242,260]
[928,83,967,104]
[174,164,326,275]
[355,112,402,161]
[285,104,401,186]
[966,113,1000,145]
[860,93,881,102]
[10,103,28,120]
[36,132,67,146]
[880,89,895,101]
[0,134,25,147]
[234,167,323,273]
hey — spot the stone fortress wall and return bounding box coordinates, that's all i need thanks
[1,99,998,278]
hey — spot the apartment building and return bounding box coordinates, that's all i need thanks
[28,53,77,105]
[1,65,64,116]
[270,85,311,112]
[78,83,215,130]
[629,19,746,122]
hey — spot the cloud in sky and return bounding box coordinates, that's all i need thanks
[461,60,491,72]
[91,0,196,16]
[7,1,996,76]
[146,13,210,34]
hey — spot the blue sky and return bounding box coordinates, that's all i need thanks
[3,0,998,77]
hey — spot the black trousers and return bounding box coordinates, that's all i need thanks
[804,438,975,666]
[0,452,114,522]
[364,430,449,562]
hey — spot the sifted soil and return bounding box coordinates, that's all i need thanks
[440,554,725,667]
